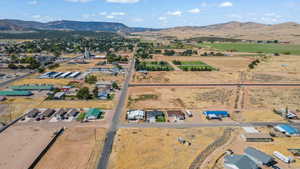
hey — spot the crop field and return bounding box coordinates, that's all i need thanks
[108,128,225,169]
[199,43,300,55]
[172,60,217,71]
[135,61,174,71]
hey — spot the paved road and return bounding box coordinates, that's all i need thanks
[129,83,300,87]
[0,72,33,88]
[97,59,135,169]
[119,122,300,129]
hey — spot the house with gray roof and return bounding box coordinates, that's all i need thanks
[245,147,275,167]
[224,154,259,169]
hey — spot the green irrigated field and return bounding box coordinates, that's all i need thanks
[173,60,217,71]
[199,43,300,55]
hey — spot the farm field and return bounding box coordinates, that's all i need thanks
[135,61,174,71]
[199,43,300,55]
[35,127,106,169]
[172,60,217,71]
[0,124,59,169]
[108,127,225,169]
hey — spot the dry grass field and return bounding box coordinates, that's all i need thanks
[108,127,225,169]
[0,124,58,169]
[127,87,236,110]
[35,127,106,169]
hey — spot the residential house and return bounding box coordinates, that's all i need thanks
[27,108,41,118]
[146,110,165,123]
[127,110,145,121]
[274,124,300,136]
[241,133,273,142]
[54,92,65,100]
[85,108,103,120]
[203,110,229,120]
[167,110,185,122]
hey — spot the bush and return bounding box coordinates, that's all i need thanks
[85,75,97,84]
[76,87,92,100]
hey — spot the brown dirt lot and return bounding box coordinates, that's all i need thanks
[108,127,225,169]
[35,127,106,169]
[127,87,236,110]
[0,124,59,169]
[36,100,114,110]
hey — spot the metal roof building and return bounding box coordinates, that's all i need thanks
[85,108,103,120]
[274,124,300,136]
[244,147,275,166]
[224,154,259,169]
[11,85,54,91]
[0,91,33,96]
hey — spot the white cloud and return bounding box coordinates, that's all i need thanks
[219,1,233,7]
[105,0,140,3]
[65,0,93,3]
[28,0,38,5]
[111,12,126,16]
[98,12,107,16]
[188,8,201,14]
[201,2,208,7]
[167,11,182,16]
[158,17,167,21]
[106,15,115,19]
[132,18,143,22]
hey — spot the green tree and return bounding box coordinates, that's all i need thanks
[85,75,97,84]
[76,87,91,100]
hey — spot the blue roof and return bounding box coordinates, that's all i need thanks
[203,110,229,116]
[277,124,300,135]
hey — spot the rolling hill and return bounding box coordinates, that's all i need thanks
[0,19,158,33]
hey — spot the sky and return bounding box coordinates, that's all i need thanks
[0,0,300,28]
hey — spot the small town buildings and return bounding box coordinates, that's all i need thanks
[241,133,273,142]
[65,108,79,119]
[55,108,68,120]
[96,81,113,89]
[27,108,41,118]
[167,110,185,122]
[54,92,65,100]
[224,154,259,169]
[146,110,165,123]
[127,110,145,121]
[98,90,110,100]
[0,96,6,101]
[85,108,103,120]
[11,85,54,91]
[42,109,56,118]
[274,124,300,136]
[0,91,33,96]
[203,110,229,120]
[244,147,276,167]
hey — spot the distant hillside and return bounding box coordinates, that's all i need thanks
[139,21,300,44]
[0,19,159,33]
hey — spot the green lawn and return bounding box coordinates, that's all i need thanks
[199,43,300,55]
[173,60,217,71]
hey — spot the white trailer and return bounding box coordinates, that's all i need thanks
[185,110,193,117]
[273,151,293,164]
[69,72,81,78]
[59,72,72,78]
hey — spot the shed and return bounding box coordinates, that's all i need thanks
[244,147,275,166]
[56,108,68,119]
[224,154,259,169]
[241,133,273,142]
[274,124,300,136]
[66,108,79,118]
[85,108,103,120]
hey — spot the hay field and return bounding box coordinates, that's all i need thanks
[35,127,106,169]
[36,100,114,110]
[109,128,224,169]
